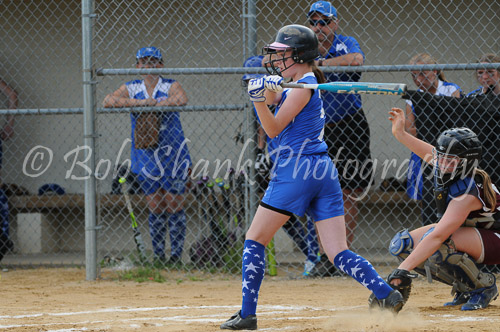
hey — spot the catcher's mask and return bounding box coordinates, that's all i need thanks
[433,127,482,187]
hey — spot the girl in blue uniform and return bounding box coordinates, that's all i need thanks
[221,25,403,330]
[103,47,191,266]
[385,107,499,311]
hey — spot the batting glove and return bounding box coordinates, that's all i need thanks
[264,75,284,92]
[255,149,270,176]
[248,78,266,102]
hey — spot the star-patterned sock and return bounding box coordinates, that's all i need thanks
[333,249,393,300]
[240,239,266,318]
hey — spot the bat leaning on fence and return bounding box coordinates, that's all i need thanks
[282,82,407,96]
[119,177,148,263]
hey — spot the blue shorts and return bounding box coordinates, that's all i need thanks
[261,154,344,222]
[136,172,188,195]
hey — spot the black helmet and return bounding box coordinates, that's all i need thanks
[263,24,319,75]
[434,127,482,186]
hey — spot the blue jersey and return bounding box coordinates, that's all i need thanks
[274,72,328,158]
[261,73,343,220]
[253,106,279,164]
[127,77,191,178]
[322,33,365,123]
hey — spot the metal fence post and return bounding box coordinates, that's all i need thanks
[82,0,97,281]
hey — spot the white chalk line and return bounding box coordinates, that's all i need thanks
[0,304,495,331]
[0,304,359,330]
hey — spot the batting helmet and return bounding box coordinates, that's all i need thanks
[263,24,319,75]
[434,127,482,186]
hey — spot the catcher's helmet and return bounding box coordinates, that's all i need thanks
[242,55,264,82]
[434,127,482,186]
[263,24,319,75]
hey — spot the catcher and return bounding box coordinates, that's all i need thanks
[371,107,499,311]
[103,47,191,266]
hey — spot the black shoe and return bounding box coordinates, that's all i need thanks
[220,310,257,330]
[368,289,404,314]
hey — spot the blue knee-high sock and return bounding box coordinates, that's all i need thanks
[282,215,308,257]
[241,239,266,318]
[334,249,393,300]
[0,189,9,238]
[305,215,320,262]
[166,210,186,258]
[148,212,167,258]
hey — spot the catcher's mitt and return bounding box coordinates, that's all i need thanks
[387,268,417,303]
[134,112,160,149]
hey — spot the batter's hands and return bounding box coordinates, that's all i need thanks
[264,75,283,92]
[248,78,266,102]
[388,107,406,139]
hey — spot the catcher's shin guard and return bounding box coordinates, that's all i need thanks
[426,240,495,294]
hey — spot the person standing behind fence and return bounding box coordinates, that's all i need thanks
[468,53,500,97]
[220,24,404,331]
[306,1,372,248]
[103,46,191,267]
[405,53,462,226]
[0,77,17,264]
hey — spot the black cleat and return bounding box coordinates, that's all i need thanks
[220,310,257,330]
[368,289,404,314]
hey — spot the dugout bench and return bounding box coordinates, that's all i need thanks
[8,190,417,255]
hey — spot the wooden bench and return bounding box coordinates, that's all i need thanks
[8,190,415,254]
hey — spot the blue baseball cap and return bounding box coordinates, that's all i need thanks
[242,55,265,81]
[307,1,337,18]
[136,46,162,60]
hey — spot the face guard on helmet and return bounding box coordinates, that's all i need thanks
[262,24,319,76]
[433,127,482,187]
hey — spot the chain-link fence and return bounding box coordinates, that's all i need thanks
[0,1,499,279]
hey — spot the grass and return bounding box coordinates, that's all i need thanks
[116,266,166,283]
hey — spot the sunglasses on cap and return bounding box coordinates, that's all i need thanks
[309,19,333,27]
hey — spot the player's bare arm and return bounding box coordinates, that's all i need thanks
[156,81,188,106]
[103,84,156,108]
[397,195,480,273]
[255,88,310,138]
[321,52,363,66]
[389,107,434,164]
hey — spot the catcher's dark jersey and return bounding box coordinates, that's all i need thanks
[443,176,500,230]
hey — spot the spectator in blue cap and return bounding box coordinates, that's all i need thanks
[103,46,191,267]
[307,1,372,249]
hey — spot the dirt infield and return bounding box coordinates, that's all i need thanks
[0,268,498,332]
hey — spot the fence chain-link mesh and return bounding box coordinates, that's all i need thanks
[0,0,498,279]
